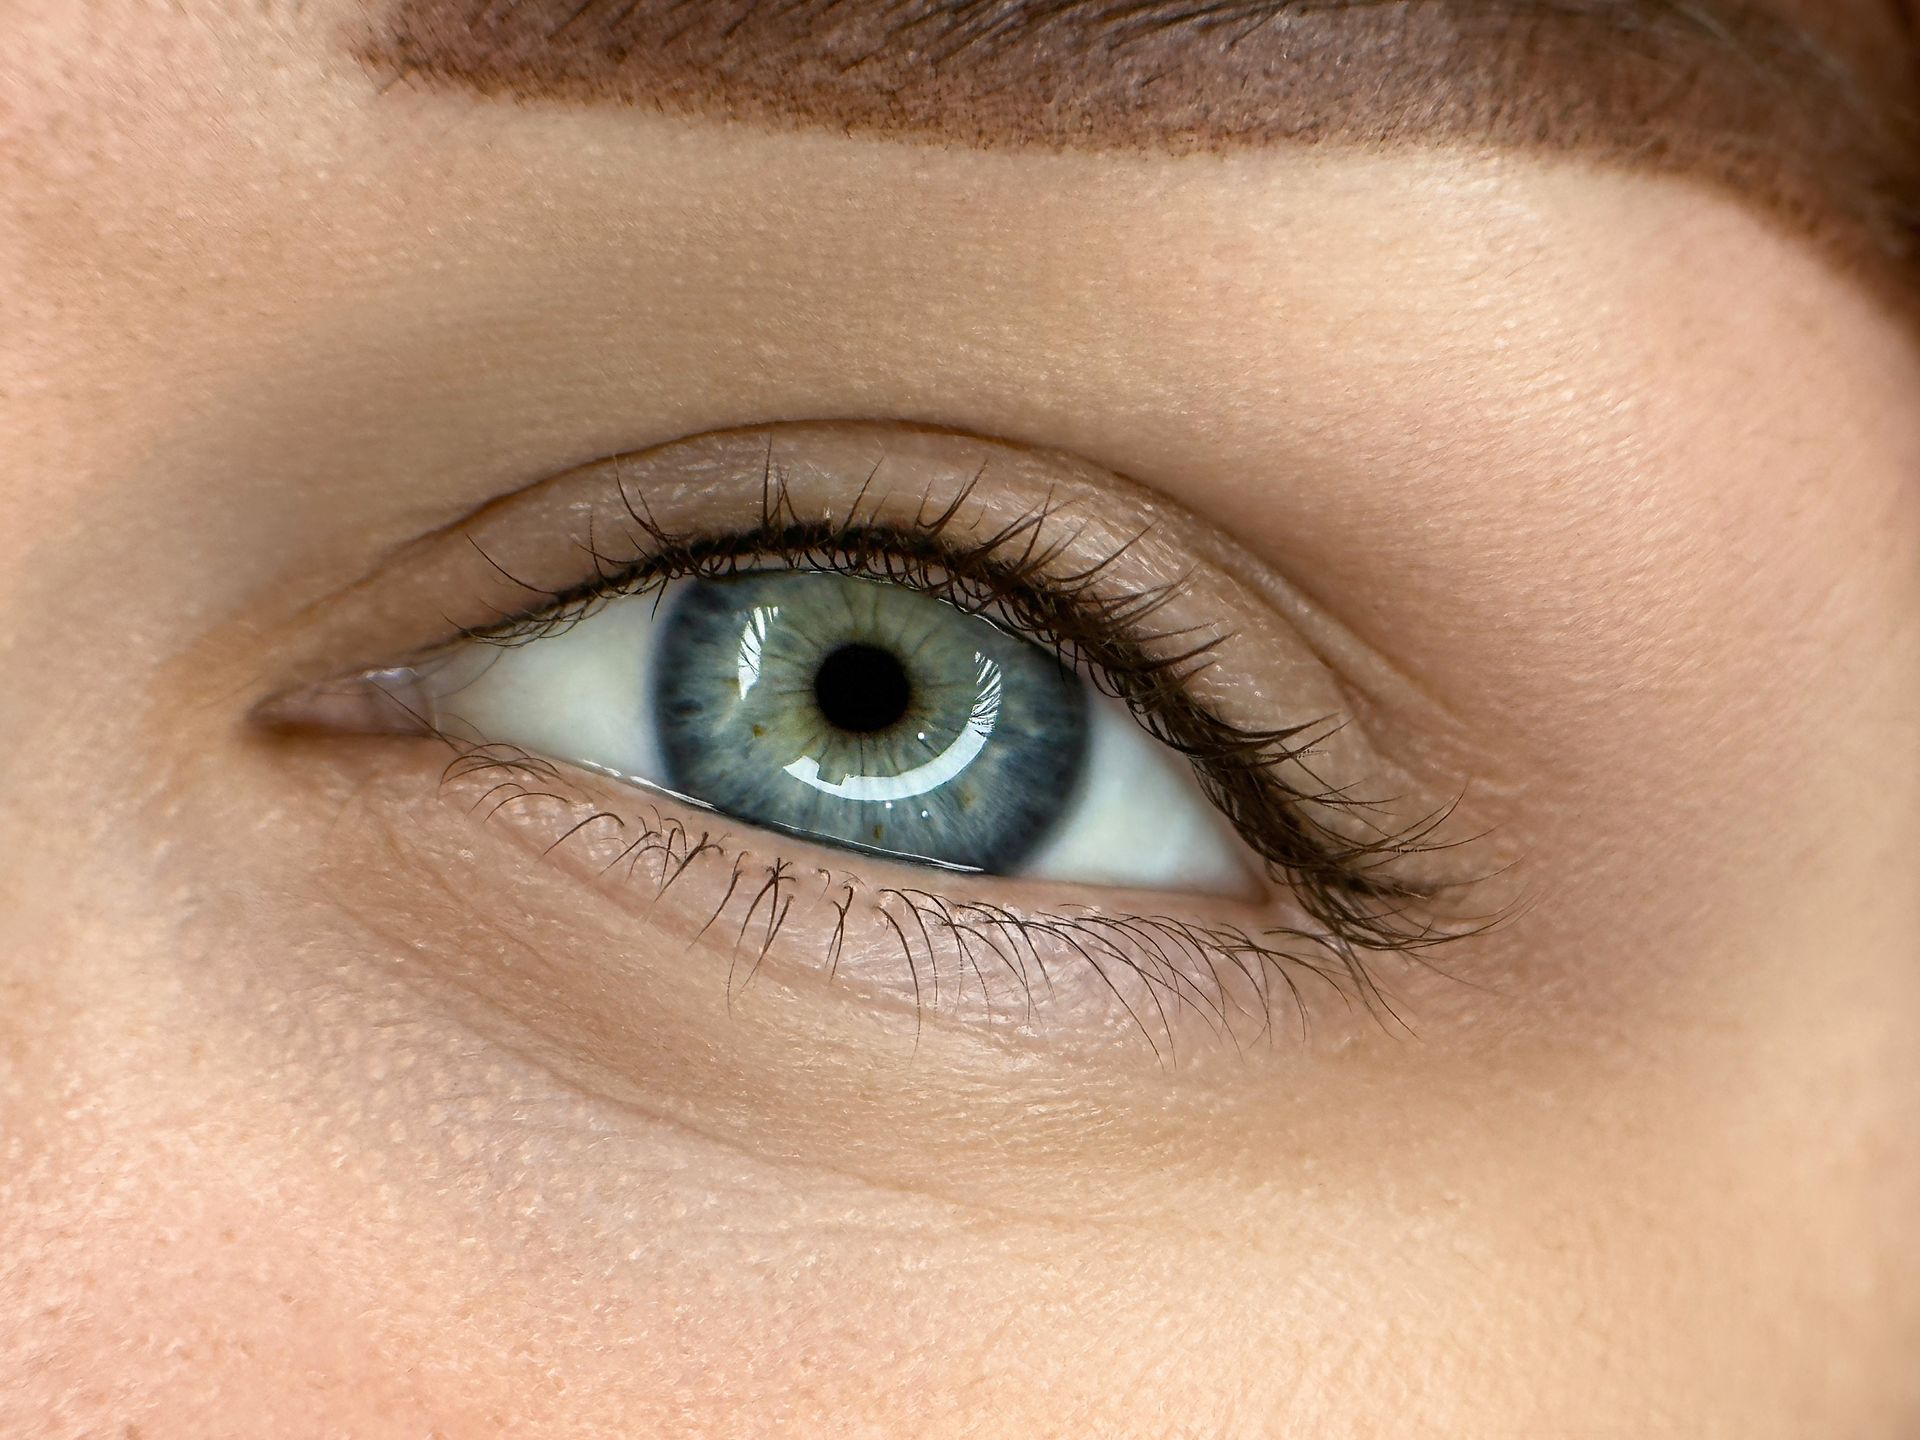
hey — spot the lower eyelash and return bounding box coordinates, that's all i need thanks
[440,737,1429,1062]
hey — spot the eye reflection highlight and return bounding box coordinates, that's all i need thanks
[733,603,777,698]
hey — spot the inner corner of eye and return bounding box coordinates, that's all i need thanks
[411,566,1258,896]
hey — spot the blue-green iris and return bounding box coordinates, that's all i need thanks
[653,572,1089,872]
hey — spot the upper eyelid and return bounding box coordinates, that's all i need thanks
[459,480,1194,675]
[454,430,1245,676]
[277,423,1315,697]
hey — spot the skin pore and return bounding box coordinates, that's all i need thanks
[1,2,1916,1437]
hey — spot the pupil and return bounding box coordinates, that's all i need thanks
[813,643,911,734]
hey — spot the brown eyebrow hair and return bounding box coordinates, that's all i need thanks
[361,1,1918,270]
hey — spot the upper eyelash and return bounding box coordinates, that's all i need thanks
[447,454,1472,968]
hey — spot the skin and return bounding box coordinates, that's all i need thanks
[1,3,1916,1437]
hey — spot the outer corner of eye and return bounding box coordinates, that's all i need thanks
[387,566,1263,900]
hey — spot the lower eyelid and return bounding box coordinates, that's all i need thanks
[400,731,1400,1063]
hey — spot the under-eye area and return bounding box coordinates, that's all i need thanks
[266,422,1492,1059]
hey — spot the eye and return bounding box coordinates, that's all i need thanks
[410,567,1255,893]
[273,423,1471,1054]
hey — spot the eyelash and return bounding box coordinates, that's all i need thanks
[403,458,1473,1052]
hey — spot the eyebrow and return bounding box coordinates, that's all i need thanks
[361,1,1918,266]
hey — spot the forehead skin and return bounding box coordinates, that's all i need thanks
[363,0,1920,266]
